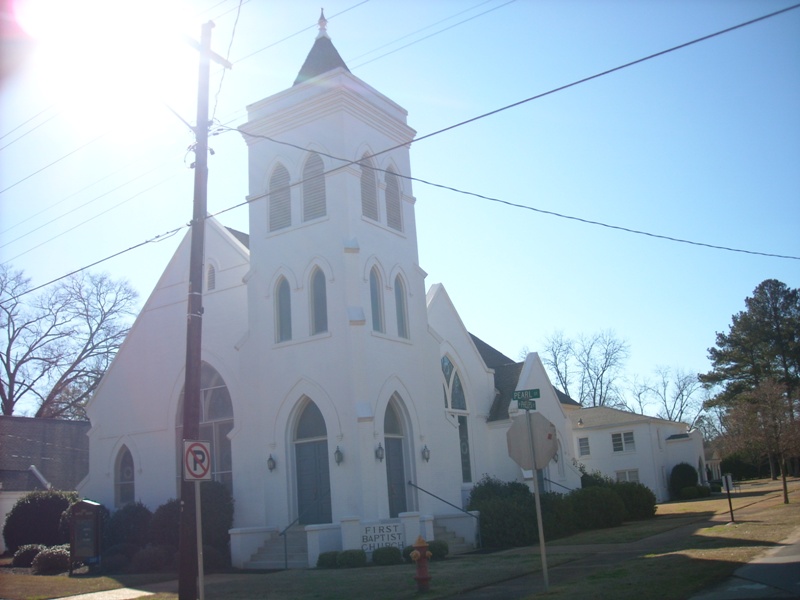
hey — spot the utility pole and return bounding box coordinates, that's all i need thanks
[179,21,230,600]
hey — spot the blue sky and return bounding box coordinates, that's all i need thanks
[1,0,798,415]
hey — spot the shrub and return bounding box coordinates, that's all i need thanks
[104,502,152,550]
[427,539,449,561]
[149,499,180,548]
[581,470,614,488]
[131,545,170,573]
[12,544,46,568]
[697,485,711,498]
[570,486,625,530]
[680,486,700,500]
[372,546,403,566]
[202,544,229,572]
[610,481,657,520]
[336,549,367,568]
[3,490,78,553]
[104,542,141,560]
[101,553,130,574]
[31,544,71,575]
[317,550,340,568]
[710,482,722,493]
[200,481,234,553]
[540,491,578,541]
[669,463,699,499]
[467,476,536,547]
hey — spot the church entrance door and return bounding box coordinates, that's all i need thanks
[294,400,332,525]
[386,437,406,517]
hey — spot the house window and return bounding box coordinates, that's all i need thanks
[276,277,292,342]
[578,437,590,457]
[616,469,639,483]
[385,169,402,231]
[394,276,408,338]
[206,264,216,291]
[612,431,635,453]
[369,268,384,333]
[269,164,291,231]
[115,446,135,508]
[311,268,328,334]
[303,152,326,222]
[360,155,378,221]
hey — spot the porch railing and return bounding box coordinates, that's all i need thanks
[407,480,481,549]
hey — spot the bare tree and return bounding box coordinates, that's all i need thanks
[0,265,138,419]
[626,374,652,415]
[721,379,800,503]
[650,366,703,426]
[540,330,629,407]
[574,331,629,407]
[540,331,574,398]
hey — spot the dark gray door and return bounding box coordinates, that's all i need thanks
[296,440,331,524]
[385,438,406,517]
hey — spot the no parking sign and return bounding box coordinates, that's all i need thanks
[184,440,212,481]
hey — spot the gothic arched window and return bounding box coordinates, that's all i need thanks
[360,155,378,221]
[311,268,328,335]
[394,275,408,338]
[276,277,292,342]
[115,446,135,508]
[385,169,402,231]
[370,267,384,333]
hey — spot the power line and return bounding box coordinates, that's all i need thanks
[0,134,105,195]
[0,110,59,151]
[211,0,244,123]
[224,126,800,261]
[7,3,799,297]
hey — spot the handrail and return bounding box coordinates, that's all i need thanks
[407,480,481,549]
[279,488,332,569]
[544,477,577,493]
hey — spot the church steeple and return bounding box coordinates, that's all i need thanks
[293,10,350,86]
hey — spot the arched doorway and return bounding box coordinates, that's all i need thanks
[384,398,407,518]
[294,400,332,524]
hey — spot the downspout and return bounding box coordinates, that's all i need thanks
[28,465,52,490]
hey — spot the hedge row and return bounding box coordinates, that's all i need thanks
[3,482,234,575]
[467,475,657,548]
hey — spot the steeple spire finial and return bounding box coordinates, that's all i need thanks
[317,8,329,39]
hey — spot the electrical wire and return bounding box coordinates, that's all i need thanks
[6,3,799,298]
[0,110,60,151]
[210,0,244,123]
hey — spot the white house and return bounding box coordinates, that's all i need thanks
[566,406,705,502]
[78,14,700,568]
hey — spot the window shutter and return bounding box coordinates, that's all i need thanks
[269,165,291,231]
[361,157,378,220]
[303,153,326,222]
[385,170,402,231]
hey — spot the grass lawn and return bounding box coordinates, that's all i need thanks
[1,479,796,600]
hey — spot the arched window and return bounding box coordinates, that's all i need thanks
[269,164,291,231]
[311,268,328,335]
[206,264,216,291]
[115,446,135,508]
[360,155,378,220]
[385,169,402,231]
[303,153,326,222]
[294,400,331,524]
[369,267,384,333]
[394,275,408,338]
[276,277,292,342]
[176,363,234,492]
[441,356,471,483]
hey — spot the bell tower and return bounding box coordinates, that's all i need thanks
[237,12,442,524]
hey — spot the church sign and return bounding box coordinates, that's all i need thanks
[360,523,404,552]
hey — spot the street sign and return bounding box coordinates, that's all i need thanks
[184,440,212,481]
[513,388,539,410]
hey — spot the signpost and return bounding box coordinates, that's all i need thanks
[507,388,555,592]
[184,440,212,600]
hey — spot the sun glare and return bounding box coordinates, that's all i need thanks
[13,0,201,142]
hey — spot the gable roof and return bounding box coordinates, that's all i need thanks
[568,406,690,430]
[294,13,350,86]
[225,227,250,249]
[0,416,90,491]
[469,333,514,368]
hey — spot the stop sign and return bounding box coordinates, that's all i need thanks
[507,412,558,470]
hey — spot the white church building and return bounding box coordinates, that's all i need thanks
[78,16,702,569]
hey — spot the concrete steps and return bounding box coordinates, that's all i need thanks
[244,526,308,569]
[433,524,472,555]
